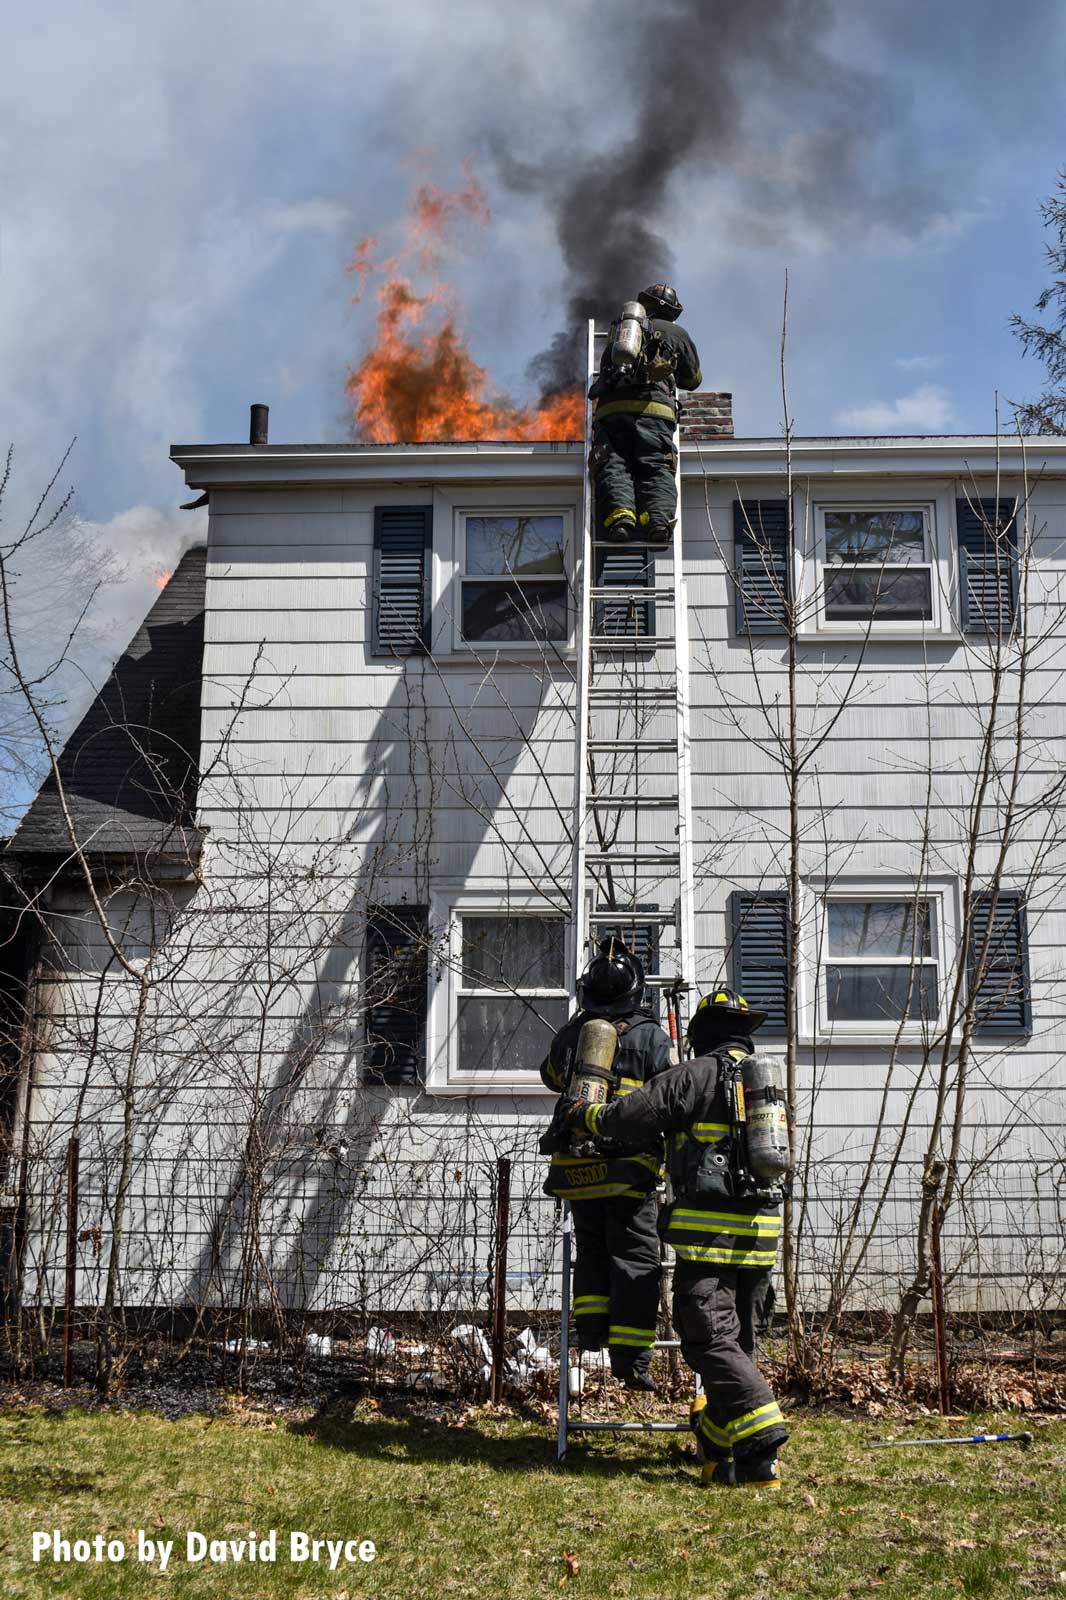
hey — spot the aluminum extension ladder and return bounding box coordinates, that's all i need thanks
[556,319,697,1459]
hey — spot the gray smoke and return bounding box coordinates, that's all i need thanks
[498,0,928,395]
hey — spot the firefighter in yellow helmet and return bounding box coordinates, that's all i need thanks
[546,986,788,1487]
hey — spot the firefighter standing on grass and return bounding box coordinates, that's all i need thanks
[538,941,675,1391]
[547,988,789,1488]
[589,284,702,546]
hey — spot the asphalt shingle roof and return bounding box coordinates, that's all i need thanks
[10,545,207,861]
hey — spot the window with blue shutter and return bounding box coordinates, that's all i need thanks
[956,497,1019,637]
[734,500,791,634]
[968,892,1031,1036]
[364,906,429,1085]
[730,891,790,1036]
[592,548,654,639]
[373,506,432,655]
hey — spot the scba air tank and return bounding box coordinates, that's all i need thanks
[740,1054,792,1183]
[570,1017,619,1105]
[609,302,647,374]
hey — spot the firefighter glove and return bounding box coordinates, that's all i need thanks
[539,1096,588,1154]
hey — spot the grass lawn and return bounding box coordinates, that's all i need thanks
[1,1398,1064,1599]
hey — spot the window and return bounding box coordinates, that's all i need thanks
[822,509,932,622]
[822,897,940,1031]
[428,897,570,1090]
[457,914,568,1073]
[459,512,569,645]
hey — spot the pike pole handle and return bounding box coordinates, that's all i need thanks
[866,1431,1034,1449]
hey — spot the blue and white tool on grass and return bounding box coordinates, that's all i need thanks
[866,1431,1033,1449]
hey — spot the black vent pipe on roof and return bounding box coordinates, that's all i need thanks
[249,404,269,445]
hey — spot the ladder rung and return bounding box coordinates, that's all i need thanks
[588,793,677,807]
[587,685,675,698]
[586,851,680,865]
[590,635,674,648]
[589,587,674,600]
[568,1422,692,1434]
[588,739,676,752]
[591,539,674,550]
[589,911,671,925]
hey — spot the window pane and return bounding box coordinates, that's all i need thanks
[466,516,565,577]
[461,580,568,642]
[828,901,933,958]
[824,566,932,620]
[826,963,939,1023]
[825,511,926,564]
[458,995,569,1073]
[461,916,565,990]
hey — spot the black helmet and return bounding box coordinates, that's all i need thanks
[638,283,683,321]
[577,939,645,1017]
[687,986,767,1052]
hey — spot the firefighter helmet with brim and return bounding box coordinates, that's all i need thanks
[577,939,645,1017]
[687,985,767,1050]
[637,283,683,321]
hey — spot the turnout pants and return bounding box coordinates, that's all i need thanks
[674,1264,788,1464]
[571,1193,661,1375]
[592,412,678,539]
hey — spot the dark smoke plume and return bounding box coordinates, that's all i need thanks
[498,0,920,396]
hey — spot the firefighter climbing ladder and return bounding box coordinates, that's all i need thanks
[556,319,697,1459]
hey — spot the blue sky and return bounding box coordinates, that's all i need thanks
[1,0,1065,714]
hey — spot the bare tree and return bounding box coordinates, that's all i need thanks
[1011,170,1066,435]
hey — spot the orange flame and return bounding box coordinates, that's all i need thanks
[155,570,172,591]
[346,179,582,443]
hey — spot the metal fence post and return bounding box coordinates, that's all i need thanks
[928,1164,950,1414]
[557,1202,572,1460]
[63,1137,79,1388]
[490,1156,511,1403]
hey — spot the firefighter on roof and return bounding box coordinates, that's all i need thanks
[548,987,790,1487]
[538,940,675,1391]
[589,284,702,546]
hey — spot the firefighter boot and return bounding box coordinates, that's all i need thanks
[611,1351,658,1393]
[690,1395,736,1486]
[734,1448,781,1490]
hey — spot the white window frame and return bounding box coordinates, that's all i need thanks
[797,488,959,639]
[798,877,959,1044]
[426,889,570,1094]
[450,505,574,655]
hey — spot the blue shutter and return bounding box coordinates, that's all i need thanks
[373,506,432,654]
[593,547,654,638]
[730,891,789,1036]
[364,906,429,1084]
[968,892,1031,1036]
[734,500,791,634]
[956,497,1019,637]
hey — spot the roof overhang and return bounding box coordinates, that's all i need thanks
[171,434,1066,491]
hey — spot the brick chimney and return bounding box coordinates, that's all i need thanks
[679,390,733,440]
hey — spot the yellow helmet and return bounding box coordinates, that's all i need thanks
[687,986,766,1049]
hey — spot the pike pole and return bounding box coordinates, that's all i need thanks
[867,1431,1033,1450]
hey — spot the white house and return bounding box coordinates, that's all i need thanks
[4,394,1065,1329]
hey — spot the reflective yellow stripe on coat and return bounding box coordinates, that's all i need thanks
[664,1202,781,1270]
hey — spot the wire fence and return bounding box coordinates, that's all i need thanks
[6,1131,1066,1394]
